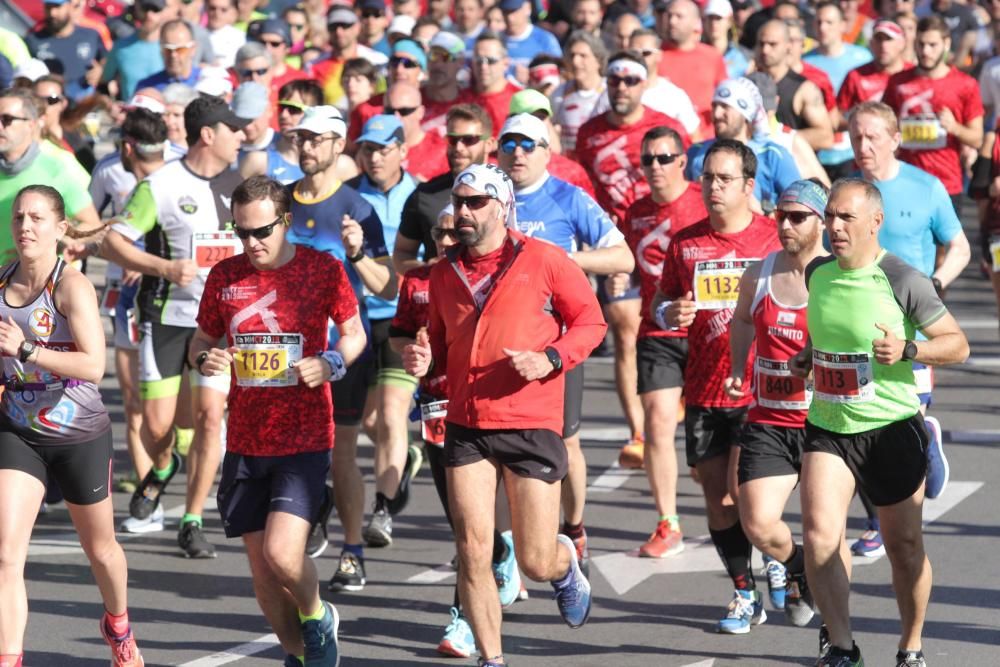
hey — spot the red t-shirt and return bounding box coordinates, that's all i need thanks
[659,215,781,407]
[348,94,384,144]
[622,185,707,340]
[799,62,836,111]
[658,43,728,134]
[550,151,597,199]
[404,131,450,182]
[837,62,914,109]
[576,108,690,225]
[883,66,984,194]
[391,265,448,399]
[197,247,358,456]
[422,91,473,137]
[469,81,523,139]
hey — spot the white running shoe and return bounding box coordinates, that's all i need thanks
[120,504,165,534]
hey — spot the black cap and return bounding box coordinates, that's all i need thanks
[248,18,292,46]
[185,94,250,144]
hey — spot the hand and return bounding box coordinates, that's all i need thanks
[666,291,697,329]
[403,326,432,378]
[723,376,746,400]
[166,259,197,287]
[502,347,555,381]
[0,315,26,357]
[872,323,904,365]
[341,215,364,258]
[789,348,813,379]
[61,241,90,264]
[606,272,631,299]
[200,346,237,376]
[122,269,142,287]
[293,356,331,388]
[938,108,957,135]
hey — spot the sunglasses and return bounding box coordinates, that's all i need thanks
[278,102,306,114]
[429,49,456,63]
[232,216,286,240]
[261,39,285,48]
[360,9,384,17]
[499,137,545,154]
[775,210,815,224]
[637,48,656,58]
[431,227,460,241]
[385,106,419,116]
[41,95,63,106]
[452,194,494,210]
[140,3,164,12]
[446,134,484,147]
[0,114,29,127]
[641,153,679,166]
[390,55,421,69]
[473,55,503,66]
[329,22,354,31]
[608,75,642,88]
[163,42,195,52]
[238,67,269,78]
[287,22,307,30]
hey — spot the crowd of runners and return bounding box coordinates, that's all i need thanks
[0,0,992,662]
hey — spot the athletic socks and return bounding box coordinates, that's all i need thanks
[343,543,364,559]
[103,610,131,639]
[783,542,806,577]
[297,604,326,624]
[152,455,177,482]
[374,492,389,513]
[658,514,681,531]
[561,522,585,541]
[710,522,755,590]
[181,513,202,527]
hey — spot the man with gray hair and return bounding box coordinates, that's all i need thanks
[233,41,275,96]
[629,28,701,137]
[552,31,609,155]
[163,83,200,152]
[136,19,202,91]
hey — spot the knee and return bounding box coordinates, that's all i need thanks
[82,536,123,570]
[803,524,842,561]
[262,541,301,582]
[142,414,173,443]
[884,530,925,566]
[195,407,225,435]
[0,544,26,578]
[455,534,493,575]
[515,543,557,582]
[644,404,678,439]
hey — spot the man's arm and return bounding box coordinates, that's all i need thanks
[572,240,635,275]
[933,230,971,288]
[727,262,760,389]
[940,110,983,150]
[790,132,831,185]
[795,81,835,151]
[102,229,196,286]
[547,254,608,370]
[911,311,970,365]
[392,232,425,275]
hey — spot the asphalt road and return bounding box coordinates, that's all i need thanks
[20,229,1000,666]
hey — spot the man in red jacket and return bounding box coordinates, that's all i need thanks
[403,163,606,667]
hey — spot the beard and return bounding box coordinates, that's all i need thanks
[456,217,486,246]
[783,225,820,255]
[300,152,336,176]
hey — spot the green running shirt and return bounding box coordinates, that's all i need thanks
[805,250,947,434]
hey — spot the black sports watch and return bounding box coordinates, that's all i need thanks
[544,346,562,372]
[17,340,36,363]
[902,340,918,362]
[195,350,209,370]
[347,249,365,263]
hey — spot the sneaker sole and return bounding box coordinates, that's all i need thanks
[716,608,767,635]
[924,416,949,499]
[329,603,341,667]
[181,550,217,559]
[638,541,686,558]
[852,545,886,558]
[328,582,366,592]
[363,530,392,548]
[307,538,329,560]
[437,641,473,658]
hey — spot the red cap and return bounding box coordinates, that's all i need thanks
[873,19,904,40]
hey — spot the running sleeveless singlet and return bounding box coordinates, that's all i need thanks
[265,135,304,185]
[0,260,110,444]
[775,71,807,130]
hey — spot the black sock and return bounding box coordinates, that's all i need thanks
[783,542,805,577]
[491,530,508,564]
[374,492,389,512]
[561,522,585,541]
[452,584,461,609]
[709,522,755,590]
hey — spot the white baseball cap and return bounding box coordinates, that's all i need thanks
[705,0,733,18]
[388,15,416,36]
[290,105,348,138]
[499,113,549,145]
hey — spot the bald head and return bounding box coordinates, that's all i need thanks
[756,19,792,70]
[614,13,642,50]
[387,82,422,109]
[662,0,701,47]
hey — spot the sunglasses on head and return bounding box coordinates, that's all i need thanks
[389,55,421,69]
[232,216,286,240]
[775,210,815,224]
[385,106,419,117]
[452,194,494,210]
[278,102,306,114]
[641,153,679,167]
[499,137,545,154]
[446,133,484,147]
[431,226,460,241]
[608,75,642,88]
[238,67,269,78]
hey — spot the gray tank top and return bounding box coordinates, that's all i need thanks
[0,259,110,444]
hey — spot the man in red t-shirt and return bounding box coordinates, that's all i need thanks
[192,176,366,667]
[619,126,706,560]
[883,15,983,204]
[386,82,450,182]
[838,19,911,110]
[653,139,781,633]
[468,31,523,138]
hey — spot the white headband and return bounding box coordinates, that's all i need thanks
[453,163,518,230]
[606,58,647,81]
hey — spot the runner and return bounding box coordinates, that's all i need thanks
[402,163,605,666]
[193,175,365,667]
[724,179,829,626]
[0,185,142,667]
[653,139,781,633]
[621,126,706,556]
[791,178,969,667]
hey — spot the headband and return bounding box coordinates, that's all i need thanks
[453,163,518,230]
[778,179,828,218]
[606,58,647,81]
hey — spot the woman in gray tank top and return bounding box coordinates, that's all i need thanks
[0,186,143,666]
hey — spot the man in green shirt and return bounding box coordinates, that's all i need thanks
[791,178,969,667]
[0,87,99,264]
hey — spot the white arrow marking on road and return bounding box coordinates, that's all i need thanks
[681,661,715,667]
[589,460,640,493]
[177,633,279,667]
[964,356,1000,367]
[593,481,982,595]
[407,560,456,584]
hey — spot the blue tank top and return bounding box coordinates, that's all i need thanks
[266,136,304,185]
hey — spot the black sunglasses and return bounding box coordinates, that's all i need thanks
[361,9,384,18]
[775,210,815,224]
[641,153,679,167]
[389,55,421,69]
[452,194,494,211]
[140,3,164,12]
[431,227,460,241]
[41,95,63,106]
[446,134,484,147]
[0,114,29,127]
[609,75,643,88]
[261,39,285,48]
[232,216,286,240]
[238,67,269,78]
[385,106,419,117]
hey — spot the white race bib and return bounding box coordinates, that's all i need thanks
[192,231,242,273]
[233,333,303,387]
[420,399,448,446]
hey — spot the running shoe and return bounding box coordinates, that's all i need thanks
[617,435,645,470]
[119,504,165,534]
[716,589,766,634]
[762,555,787,609]
[493,530,521,608]
[477,659,505,667]
[850,521,885,558]
[129,451,180,520]
[387,444,423,516]
[638,520,684,558]
[818,624,831,659]
[785,572,815,627]
[923,415,949,499]
[328,551,366,592]
[283,656,301,667]
[567,528,590,578]
[301,601,340,667]
[895,650,926,667]
[306,485,335,559]
[817,643,864,666]
[100,616,144,667]
[178,521,216,559]
[552,534,592,628]
[437,607,475,658]
[518,580,529,601]
[363,508,393,547]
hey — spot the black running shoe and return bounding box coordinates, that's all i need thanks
[896,650,926,667]
[306,484,335,559]
[178,520,216,559]
[387,444,423,516]
[129,451,181,520]
[328,551,366,592]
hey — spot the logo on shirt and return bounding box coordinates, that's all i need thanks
[221,286,257,302]
[29,308,55,337]
[178,195,199,215]
[518,220,546,236]
[682,247,712,261]
[777,311,796,327]
[76,42,92,60]
[413,290,429,304]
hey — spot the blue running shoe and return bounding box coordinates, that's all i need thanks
[493,530,521,608]
[762,555,786,609]
[552,534,591,628]
[924,415,948,499]
[301,601,340,667]
[716,589,766,634]
[437,607,475,658]
[850,520,885,558]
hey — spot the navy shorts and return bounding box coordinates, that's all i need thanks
[217,449,331,538]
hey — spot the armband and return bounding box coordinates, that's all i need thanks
[321,350,348,381]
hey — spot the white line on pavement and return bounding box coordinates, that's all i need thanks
[588,460,639,494]
[958,318,999,329]
[177,633,279,667]
[964,356,1000,367]
[407,560,456,584]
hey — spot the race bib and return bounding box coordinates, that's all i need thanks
[693,258,756,310]
[900,115,946,151]
[756,357,811,410]
[990,237,1000,273]
[233,333,303,387]
[192,232,242,272]
[812,350,875,403]
[100,280,121,316]
[420,399,448,446]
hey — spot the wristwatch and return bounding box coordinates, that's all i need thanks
[18,340,36,363]
[195,350,209,370]
[902,340,918,362]
[347,249,365,263]
[544,346,563,372]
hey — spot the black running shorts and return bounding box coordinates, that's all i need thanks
[444,423,568,482]
[685,405,747,468]
[333,352,373,426]
[737,422,804,485]
[0,428,113,505]
[636,336,687,394]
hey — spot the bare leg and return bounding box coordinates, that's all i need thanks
[116,348,150,479]
[333,425,364,545]
[738,474,799,561]
[243,530,304,657]
[373,383,413,499]
[0,471,45,654]
[560,433,586,526]
[641,387,681,516]
[505,469,569,582]
[604,299,643,436]
[185,382,226,518]
[66,498,130,615]
[879,487,931,652]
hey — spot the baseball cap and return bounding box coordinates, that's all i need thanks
[391,38,427,70]
[356,0,386,10]
[388,15,416,36]
[705,0,732,17]
[327,6,359,25]
[429,31,465,57]
[232,82,269,120]
[186,95,251,140]
[509,89,553,117]
[195,66,234,97]
[126,92,166,114]
[248,18,292,46]
[13,58,48,83]
[499,113,549,145]
[357,114,406,146]
[290,105,348,137]
[873,19,904,40]
[498,0,525,11]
